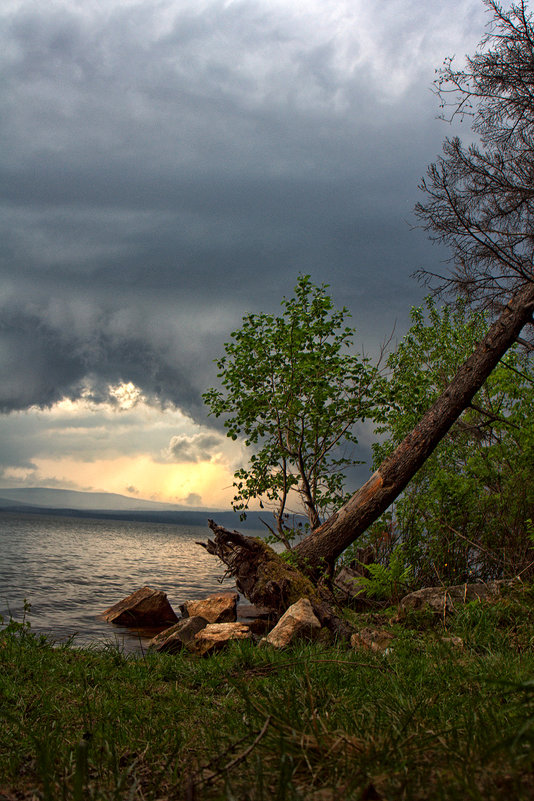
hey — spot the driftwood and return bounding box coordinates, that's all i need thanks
[200,521,352,640]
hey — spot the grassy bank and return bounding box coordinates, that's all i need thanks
[1,586,534,800]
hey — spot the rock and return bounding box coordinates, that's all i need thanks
[101,586,178,627]
[350,628,395,654]
[334,566,369,601]
[190,622,253,656]
[149,616,208,653]
[260,597,321,649]
[180,591,238,624]
[237,603,277,635]
[400,579,516,615]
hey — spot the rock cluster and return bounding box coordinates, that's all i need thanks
[101,586,326,655]
[101,578,515,657]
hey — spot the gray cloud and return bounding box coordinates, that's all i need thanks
[0,300,204,414]
[0,0,486,427]
[165,432,225,463]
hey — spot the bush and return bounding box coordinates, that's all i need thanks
[360,298,534,587]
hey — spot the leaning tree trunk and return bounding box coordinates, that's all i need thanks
[293,279,534,575]
[204,279,534,612]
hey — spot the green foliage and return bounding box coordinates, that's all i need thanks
[367,296,534,586]
[203,275,381,547]
[0,598,35,639]
[2,588,534,800]
[354,546,413,601]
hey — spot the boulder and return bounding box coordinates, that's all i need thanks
[260,597,321,649]
[101,586,178,627]
[189,622,253,656]
[399,579,516,615]
[180,591,238,624]
[149,616,208,653]
[350,628,394,654]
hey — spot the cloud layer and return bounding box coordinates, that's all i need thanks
[0,0,488,500]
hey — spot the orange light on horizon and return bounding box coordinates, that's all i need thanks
[32,455,239,509]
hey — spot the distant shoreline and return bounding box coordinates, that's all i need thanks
[0,504,268,529]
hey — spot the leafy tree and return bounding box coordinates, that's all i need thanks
[365,297,534,586]
[203,275,381,548]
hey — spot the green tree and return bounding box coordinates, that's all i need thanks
[367,297,534,586]
[203,276,381,548]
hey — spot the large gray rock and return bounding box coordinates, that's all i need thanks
[260,597,321,649]
[190,622,253,656]
[180,591,238,624]
[400,579,516,615]
[101,586,178,627]
[149,616,208,653]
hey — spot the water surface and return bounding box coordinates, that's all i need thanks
[0,512,250,652]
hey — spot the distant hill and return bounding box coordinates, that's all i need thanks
[0,487,269,530]
[0,496,26,508]
[0,487,200,512]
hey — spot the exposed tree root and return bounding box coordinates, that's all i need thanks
[200,521,352,641]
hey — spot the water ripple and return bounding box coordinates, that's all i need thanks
[0,512,253,652]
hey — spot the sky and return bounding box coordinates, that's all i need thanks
[0,0,489,509]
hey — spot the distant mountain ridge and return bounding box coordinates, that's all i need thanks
[0,486,269,530]
[0,487,211,512]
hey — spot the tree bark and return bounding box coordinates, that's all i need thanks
[293,280,534,574]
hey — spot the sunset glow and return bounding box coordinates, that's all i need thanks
[0,383,247,508]
[31,456,237,508]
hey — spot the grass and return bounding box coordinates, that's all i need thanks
[1,585,534,800]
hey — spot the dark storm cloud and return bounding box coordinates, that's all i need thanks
[0,0,486,419]
[0,300,203,414]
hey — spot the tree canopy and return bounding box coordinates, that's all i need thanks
[203,275,381,547]
[365,297,534,585]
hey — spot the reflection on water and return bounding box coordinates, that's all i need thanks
[0,512,246,653]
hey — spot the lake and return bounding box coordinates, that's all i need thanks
[0,512,260,653]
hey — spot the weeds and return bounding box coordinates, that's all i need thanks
[1,587,534,799]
